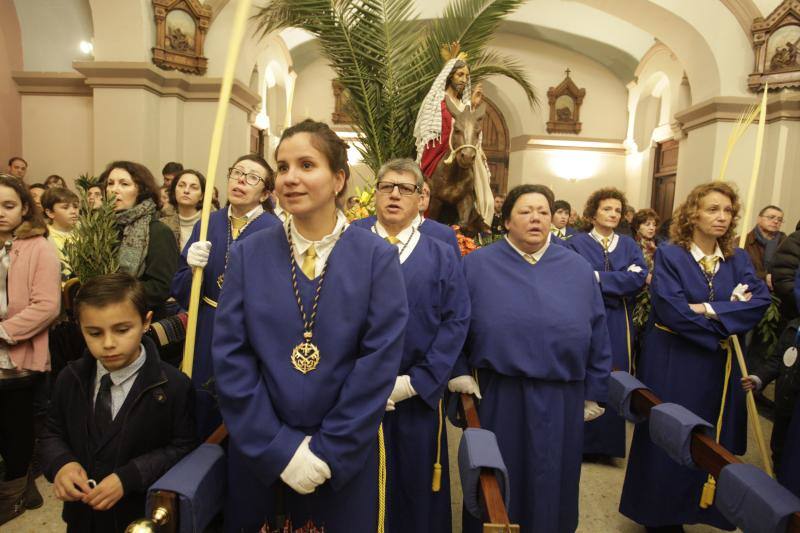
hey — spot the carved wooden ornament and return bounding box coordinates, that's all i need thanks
[152,0,211,75]
[749,0,800,91]
[546,69,585,135]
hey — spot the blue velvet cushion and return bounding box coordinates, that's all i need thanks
[607,370,648,423]
[148,443,226,533]
[715,463,800,533]
[458,428,511,520]
[648,402,713,469]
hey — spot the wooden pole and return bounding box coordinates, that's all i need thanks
[181,0,253,377]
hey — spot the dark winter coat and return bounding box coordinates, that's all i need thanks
[771,230,800,321]
[39,335,197,533]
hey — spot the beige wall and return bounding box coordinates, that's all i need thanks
[676,118,800,233]
[509,148,627,210]
[0,0,23,167]
[20,94,93,185]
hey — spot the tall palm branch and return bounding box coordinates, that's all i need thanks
[253,0,537,172]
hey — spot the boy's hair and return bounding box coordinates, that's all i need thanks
[29,183,46,191]
[554,199,571,213]
[162,161,183,176]
[74,273,149,322]
[41,187,79,213]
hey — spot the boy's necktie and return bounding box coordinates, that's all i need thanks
[94,374,113,435]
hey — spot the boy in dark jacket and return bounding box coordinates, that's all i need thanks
[39,273,196,532]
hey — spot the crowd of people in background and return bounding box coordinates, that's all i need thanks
[0,130,799,533]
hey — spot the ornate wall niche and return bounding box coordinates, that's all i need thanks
[331,80,354,124]
[546,69,585,135]
[152,0,211,75]
[749,0,800,91]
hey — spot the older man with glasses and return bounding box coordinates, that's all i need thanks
[745,205,786,291]
[353,158,470,533]
[743,204,787,370]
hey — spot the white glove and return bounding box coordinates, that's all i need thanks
[584,400,605,422]
[448,375,482,399]
[187,240,212,268]
[386,375,417,411]
[279,436,331,495]
[730,283,750,302]
[627,264,643,273]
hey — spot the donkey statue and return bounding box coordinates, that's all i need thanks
[427,97,488,236]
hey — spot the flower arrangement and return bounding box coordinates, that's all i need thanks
[344,184,376,222]
[451,225,501,256]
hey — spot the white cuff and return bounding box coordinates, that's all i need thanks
[594,271,600,283]
[702,303,718,320]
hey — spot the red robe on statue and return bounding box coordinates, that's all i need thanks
[419,100,453,179]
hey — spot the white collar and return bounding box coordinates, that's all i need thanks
[413,213,424,229]
[505,234,550,263]
[228,204,264,221]
[590,228,618,252]
[274,203,286,221]
[286,210,349,255]
[374,220,415,243]
[690,242,725,263]
[95,344,146,386]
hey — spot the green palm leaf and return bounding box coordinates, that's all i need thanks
[252,0,536,171]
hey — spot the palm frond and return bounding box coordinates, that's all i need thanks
[251,0,536,171]
[427,0,526,56]
[470,51,538,107]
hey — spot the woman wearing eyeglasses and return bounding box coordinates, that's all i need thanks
[171,154,280,440]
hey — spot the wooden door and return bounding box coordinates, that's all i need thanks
[481,97,510,195]
[250,126,264,157]
[651,139,678,222]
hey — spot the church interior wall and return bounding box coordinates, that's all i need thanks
[20,94,93,184]
[0,0,23,163]
[5,0,800,230]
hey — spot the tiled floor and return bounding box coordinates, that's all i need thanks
[3,415,772,532]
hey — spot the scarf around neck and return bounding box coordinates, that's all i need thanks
[754,226,780,269]
[116,199,156,277]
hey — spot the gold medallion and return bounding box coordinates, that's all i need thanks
[217,274,224,289]
[291,332,320,374]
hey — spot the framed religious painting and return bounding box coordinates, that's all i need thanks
[546,69,585,135]
[151,0,211,75]
[749,0,800,91]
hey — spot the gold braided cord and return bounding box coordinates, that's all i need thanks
[432,399,444,492]
[699,340,733,509]
[623,299,633,374]
[378,424,387,533]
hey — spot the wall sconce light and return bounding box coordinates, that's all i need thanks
[79,40,94,56]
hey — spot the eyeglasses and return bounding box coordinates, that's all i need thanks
[376,181,419,196]
[761,214,783,222]
[228,167,265,187]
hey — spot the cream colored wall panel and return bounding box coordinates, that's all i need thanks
[20,94,93,184]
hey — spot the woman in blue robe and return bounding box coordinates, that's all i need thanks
[619,182,770,531]
[364,158,470,533]
[451,184,612,533]
[567,188,648,459]
[171,154,279,441]
[213,120,407,533]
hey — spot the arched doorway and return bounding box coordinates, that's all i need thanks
[481,96,510,194]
